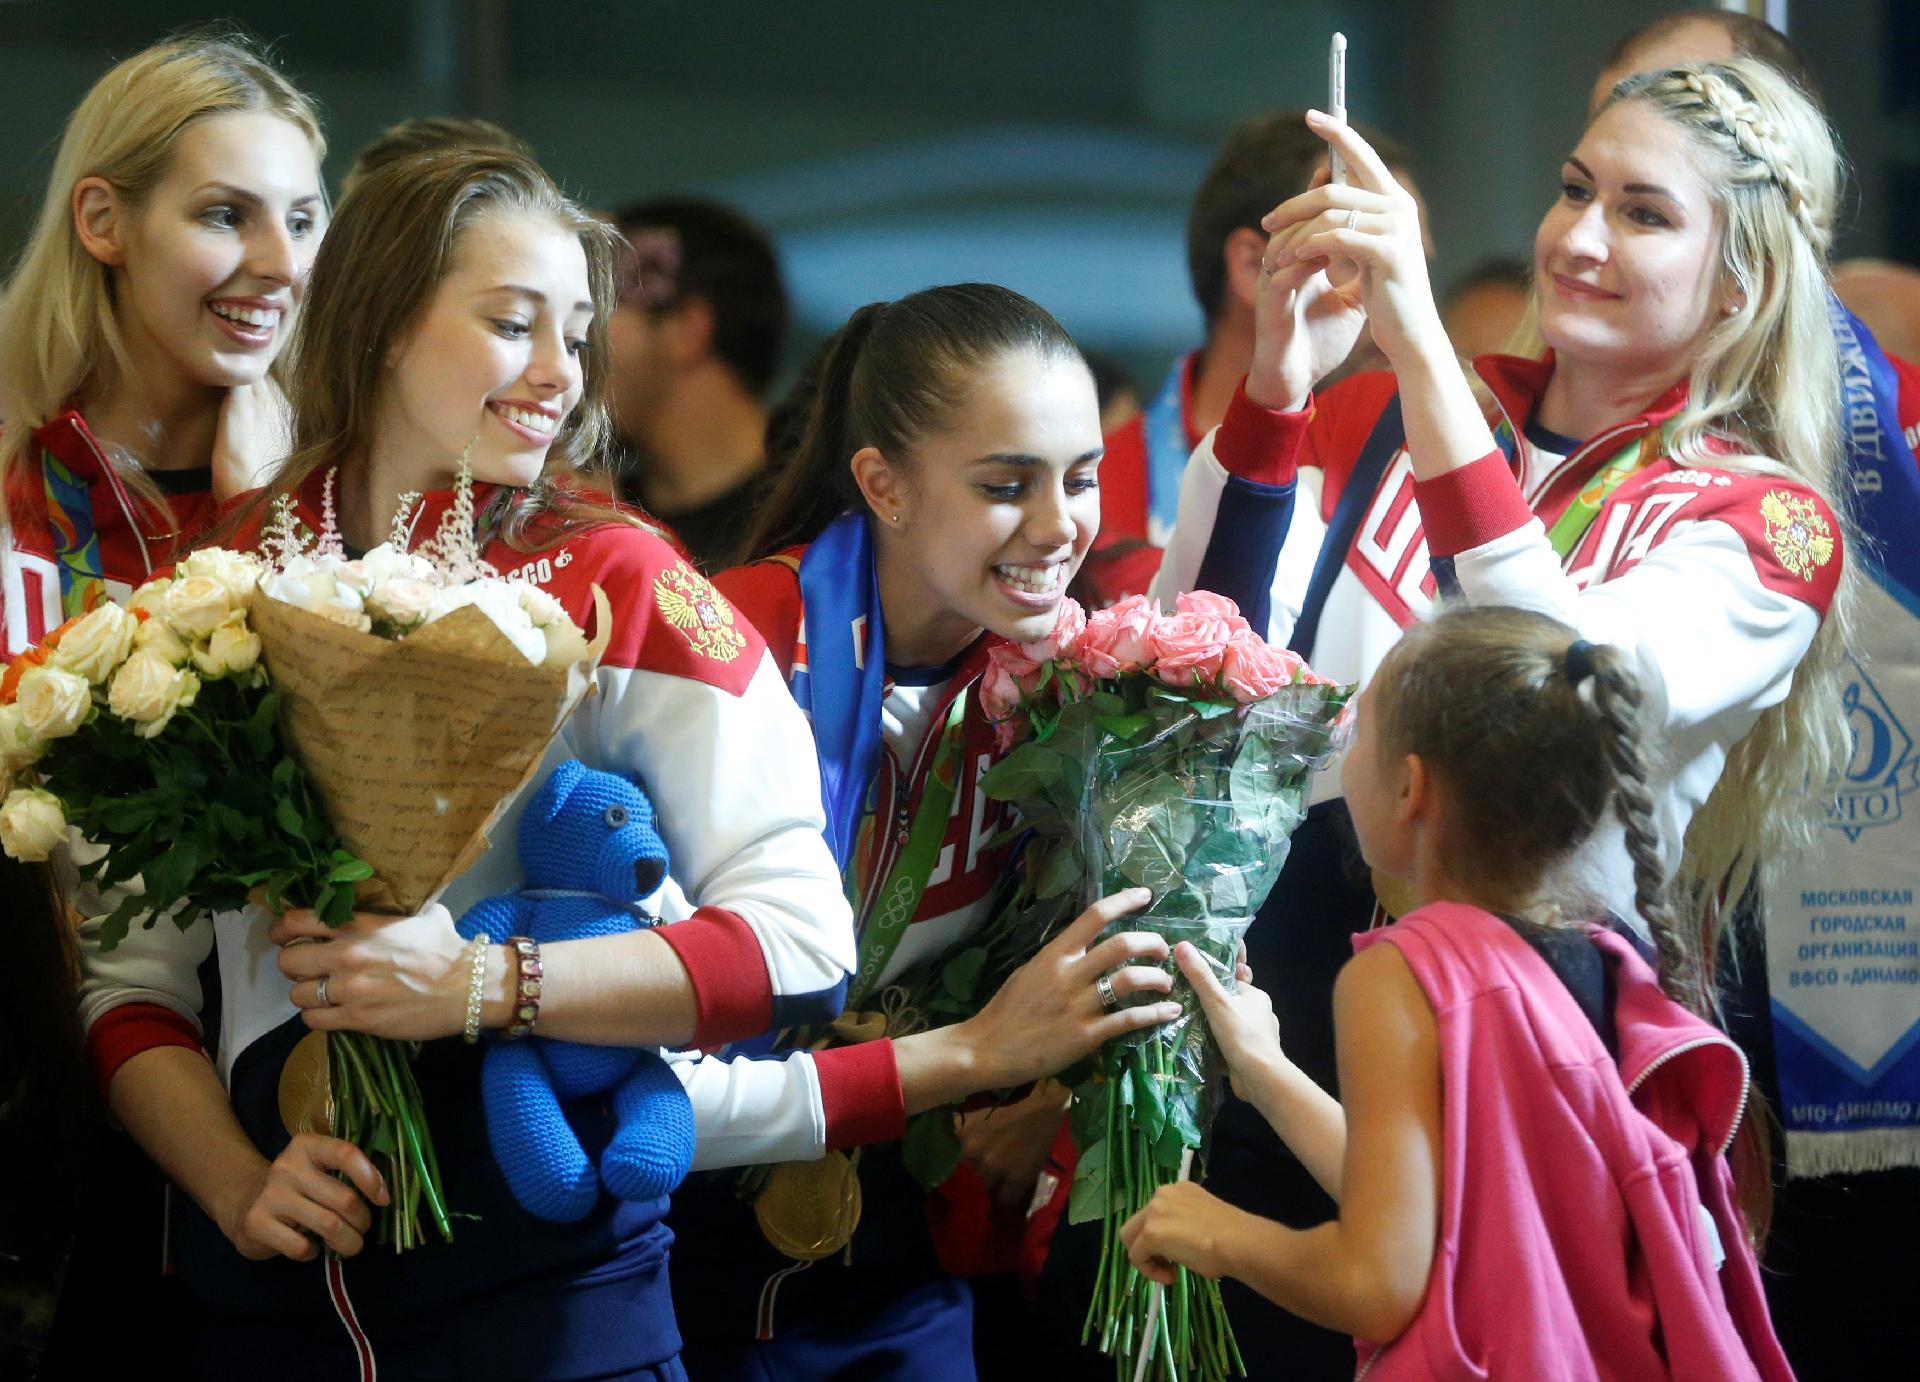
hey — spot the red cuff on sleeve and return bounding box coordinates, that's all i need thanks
[816,1039,908,1151]
[1213,381,1312,486]
[1414,450,1535,556]
[654,905,774,1048]
[87,1002,203,1096]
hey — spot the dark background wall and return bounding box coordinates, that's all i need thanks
[0,0,1910,386]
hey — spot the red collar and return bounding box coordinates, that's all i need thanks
[1470,351,1692,440]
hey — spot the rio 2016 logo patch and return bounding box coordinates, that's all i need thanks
[1830,653,1920,841]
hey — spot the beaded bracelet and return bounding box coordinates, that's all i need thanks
[503,936,544,1040]
[461,936,490,1045]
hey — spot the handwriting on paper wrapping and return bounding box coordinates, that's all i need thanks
[248,591,604,913]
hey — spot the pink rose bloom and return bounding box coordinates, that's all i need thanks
[1219,629,1297,702]
[990,641,1052,694]
[1018,596,1086,664]
[1079,594,1158,679]
[992,716,1022,755]
[980,653,1025,721]
[1150,611,1233,688]
[1175,590,1251,635]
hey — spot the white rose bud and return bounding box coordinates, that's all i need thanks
[366,575,439,629]
[0,703,44,772]
[108,649,200,737]
[516,583,568,628]
[358,543,439,588]
[331,559,373,597]
[164,575,234,639]
[175,548,263,603]
[126,580,173,620]
[15,665,92,740]
[262,561,371,632]
[0,787,66,862]
[191,611,263,679]
[425,581,546,664]
[48,602,137,684]
[133,612,194,667]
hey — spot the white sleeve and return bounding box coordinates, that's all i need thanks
[1450,515,1820,737]
[668,1046,830,1171]
[70,837,211,1036]
[1149,430,1234,611]
[1150,428,1317,647]
[576,650,855,1026]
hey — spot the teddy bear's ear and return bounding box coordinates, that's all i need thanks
[529,758,587,825]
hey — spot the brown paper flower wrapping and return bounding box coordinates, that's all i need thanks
[246,584,611,914]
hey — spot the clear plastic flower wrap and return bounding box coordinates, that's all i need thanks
[1068,682,1350,1380]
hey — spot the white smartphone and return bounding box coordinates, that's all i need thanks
[1328,32,1348,185]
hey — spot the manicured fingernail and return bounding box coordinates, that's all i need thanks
[1133,888,1152,900]
[1306,108,1326,123]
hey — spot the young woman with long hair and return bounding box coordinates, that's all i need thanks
[661,283,1126,1379]
[0,33,325,661]
[73,155,1171,1381]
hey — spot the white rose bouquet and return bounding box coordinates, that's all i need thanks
[0,456,606,1251]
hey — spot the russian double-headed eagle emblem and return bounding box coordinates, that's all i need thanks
[1759,490,1835,582]
[653,562,746,663]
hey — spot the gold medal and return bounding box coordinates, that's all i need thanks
[753,1149,862,1261]
[278,1029,334,1137]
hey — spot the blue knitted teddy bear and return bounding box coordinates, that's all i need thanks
[455,759,696,1222]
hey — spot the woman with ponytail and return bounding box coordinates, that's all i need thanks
[660,283,1141,1379]
[1120,605,1795,1379]
[0,33,325,660]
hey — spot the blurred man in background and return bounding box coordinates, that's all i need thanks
[609,197,788,571]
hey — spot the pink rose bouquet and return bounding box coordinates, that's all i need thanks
[971,589,1350,1381]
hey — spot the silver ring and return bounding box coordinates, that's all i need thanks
[315,975,332,1008]
[1096,972,1119,1014]
[1344,207,1360,232]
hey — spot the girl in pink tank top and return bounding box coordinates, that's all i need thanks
[1119,605,1795,1380]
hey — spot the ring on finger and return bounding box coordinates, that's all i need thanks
[1096,972,1120,1014]
[1344,207,1359,232]
[315,975,332,1007]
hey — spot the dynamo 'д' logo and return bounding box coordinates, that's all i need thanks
[1830,653,1920,841]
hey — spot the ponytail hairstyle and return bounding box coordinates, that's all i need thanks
[0,31,324,522]
[1492,56,1857,921]
[249,147,643,552]
[742,283,1085,562]
[1370,606,1707,1015]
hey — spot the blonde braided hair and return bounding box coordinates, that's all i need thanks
[1565,58,1858,934]
[1675,66,1827,250]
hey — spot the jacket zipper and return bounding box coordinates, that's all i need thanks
[1624,1032,1752,1158]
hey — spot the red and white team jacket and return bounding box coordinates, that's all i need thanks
[667,552,1020,1167]
[2,409,219,660]
[75,474,861,1170]
[1153,355,1844,924]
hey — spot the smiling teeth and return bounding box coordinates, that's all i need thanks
[210,303,280,328]
[995,564,1063,594]
[498,404,557,435]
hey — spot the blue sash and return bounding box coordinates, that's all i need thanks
[1832,300,1920,609]
[1765,300,1920,1174]
[792,512,888,871]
